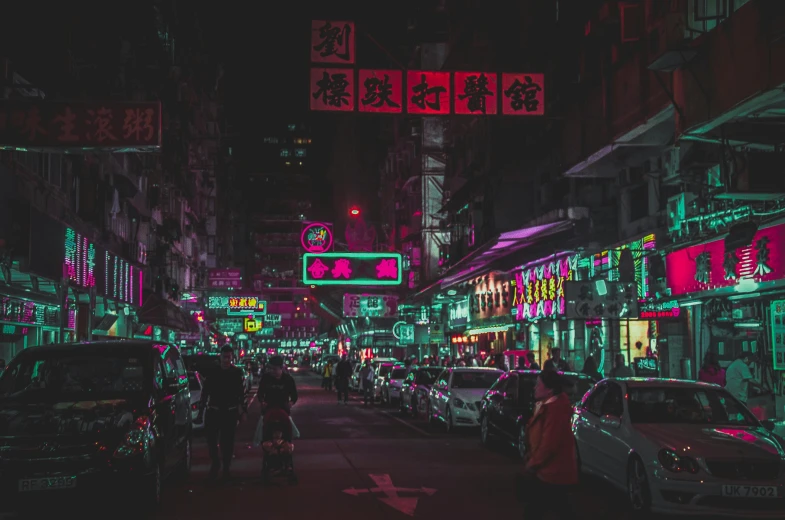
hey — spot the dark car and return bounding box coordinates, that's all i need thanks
[400,367,445,417]
[0,341,192,511]
[480,370,594,459]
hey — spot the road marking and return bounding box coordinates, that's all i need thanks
[380,411,432,437]
[343,473,437,516]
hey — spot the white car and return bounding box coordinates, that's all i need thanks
[381,365,408,405]
[427,367,504,432]
[188,371,204,430]
[574,378,785,517]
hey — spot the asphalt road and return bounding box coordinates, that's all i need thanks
[147,371,661,520]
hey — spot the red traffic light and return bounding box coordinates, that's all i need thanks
[349,207,360,217]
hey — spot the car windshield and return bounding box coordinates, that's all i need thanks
[627,386,757,426]
[452,371,500,389]
[391,368,407,379]
[188,374,201,391]
[0,350,147,401]
[378,365,393,377]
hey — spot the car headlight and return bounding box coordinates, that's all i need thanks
[658,448,699,474]
[454,398,467,409]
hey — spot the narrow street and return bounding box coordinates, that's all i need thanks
[153,372,677,520]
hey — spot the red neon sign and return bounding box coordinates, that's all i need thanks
[358,70,402,114]
[406,71,450,115]
[454,72,498,115]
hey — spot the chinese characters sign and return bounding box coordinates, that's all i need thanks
[310,68,355,111]
[309,69,546,116]
[513,255,578,321]
[208,268,243,289]
[0,100,161,150]
[666,222,785,296]
[342,294,399,318]
[448,298,470,329]
[207,296,267,315]
[301,222,334,253]
[638,300,681,319]
[105,251,143,305]
[770,300,785,371]
[359,70,403,113]
[469,272,511,319]
[407,71,450,115]
[594,234,656,299]
[564,281,639,320]
[64,228,96,289]
[302,252,403,286]
[311,20,355,64]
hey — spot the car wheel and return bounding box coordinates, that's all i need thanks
[517,425,526,460]
[627,455,652,512]
[445,407,453,433]
[480,415,493,446]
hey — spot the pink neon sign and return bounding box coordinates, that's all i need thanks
[666,222,785,296]
[301,222,333,253]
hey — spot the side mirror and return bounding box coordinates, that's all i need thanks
[600,415,621,429]
[761,419,776,432]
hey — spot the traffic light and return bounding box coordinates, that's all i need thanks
[349,206,360,217]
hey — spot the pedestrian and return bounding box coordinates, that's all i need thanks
[581,355,603,382]
[698,351,725,386]
[543,348,570,372]
[360,360,376,405]
[322,360,334,391]
[198,344,246,481]
[519,370,578,519]
[334,353,352,405]
[526,351,540,370]
[609,354,634,378]
[725,351,763,406]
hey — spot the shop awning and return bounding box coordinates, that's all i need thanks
[137,292,198,333]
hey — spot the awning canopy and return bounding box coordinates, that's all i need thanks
[137,292,197,333]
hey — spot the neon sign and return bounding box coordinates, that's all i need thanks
[638,300,681,319]
[594,234,656,299]
[303,252,402,286]
[301,222,333,253]
[513,254,577,320]
[64,228,96,289]
[208,296,267,315]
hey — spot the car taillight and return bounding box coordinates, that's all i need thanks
[113,416,152,458]
[191,403,199,411]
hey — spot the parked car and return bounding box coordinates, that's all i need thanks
[400,367,445,417]
[381,365,408,406]
[480,370,594,458]
[188,372,204,430]
[350,363,363,392]
[373,362,397,401]
[574,378,785,516]
[427,367,504,432]
[0,341,192,511]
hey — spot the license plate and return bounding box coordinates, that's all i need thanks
[721,485,779,498]
[19,477,77,492]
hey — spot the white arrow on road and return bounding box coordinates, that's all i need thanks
[343,473,437,516]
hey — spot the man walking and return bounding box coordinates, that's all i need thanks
[360,360,376,405]
[334,353,352,405]
[199,344,246,481]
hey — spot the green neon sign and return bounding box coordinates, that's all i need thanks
[302,252,403,286]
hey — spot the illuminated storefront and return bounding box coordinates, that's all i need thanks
[665,221,785,387]
[464,272,513,361]
[512,253,582,368]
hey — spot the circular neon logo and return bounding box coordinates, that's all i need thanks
[301,223,333,253]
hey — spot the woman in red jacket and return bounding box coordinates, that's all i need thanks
[522,370,578,519]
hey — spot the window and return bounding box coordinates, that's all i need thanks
[450,371,500,390]
[627,386,756,425]
[585,384,609,416]
[280,149,290,157]
[295,148,306,157]
[436,370,449,388]
[504,374,519,401]
[153,357,165,390]
[601,383,624,417]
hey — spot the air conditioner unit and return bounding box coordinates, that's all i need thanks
[666,192,697,234]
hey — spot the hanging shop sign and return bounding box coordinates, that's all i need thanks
[208,268,243,289]
[256,327,275,337]
[470,272,511,320]
[216,318,243,333]
[594,234,656,299]
[633,357,659,377]
[265,314,282,326]
[429,323,445,344]
[564,280,639,320]
[207,296,267,315]
[64,227,97,290]
[301,222,334,253]
[1,297,61,327]
[104,250,143,306]
[397,324,415,345]
[303,252,402,286]
[243,317,263,333]
[448,298,470,329]
[280,339,313,348]
[666,222,785,297]
[638,300,681,319]
[308,22,543,116]
[342,294,399,318]
[0,100,161,150]
[513,254,578,321]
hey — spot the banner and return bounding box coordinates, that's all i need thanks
[343,294,399,318]
[303,252,402,286]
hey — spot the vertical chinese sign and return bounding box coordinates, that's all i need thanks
[501,73,545,116]
[311,20,355,65]
[406,71,451,115]
[0,100,162,149]
[454,72,497,115]
[358,70,403,114]
[310,68,355,112]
